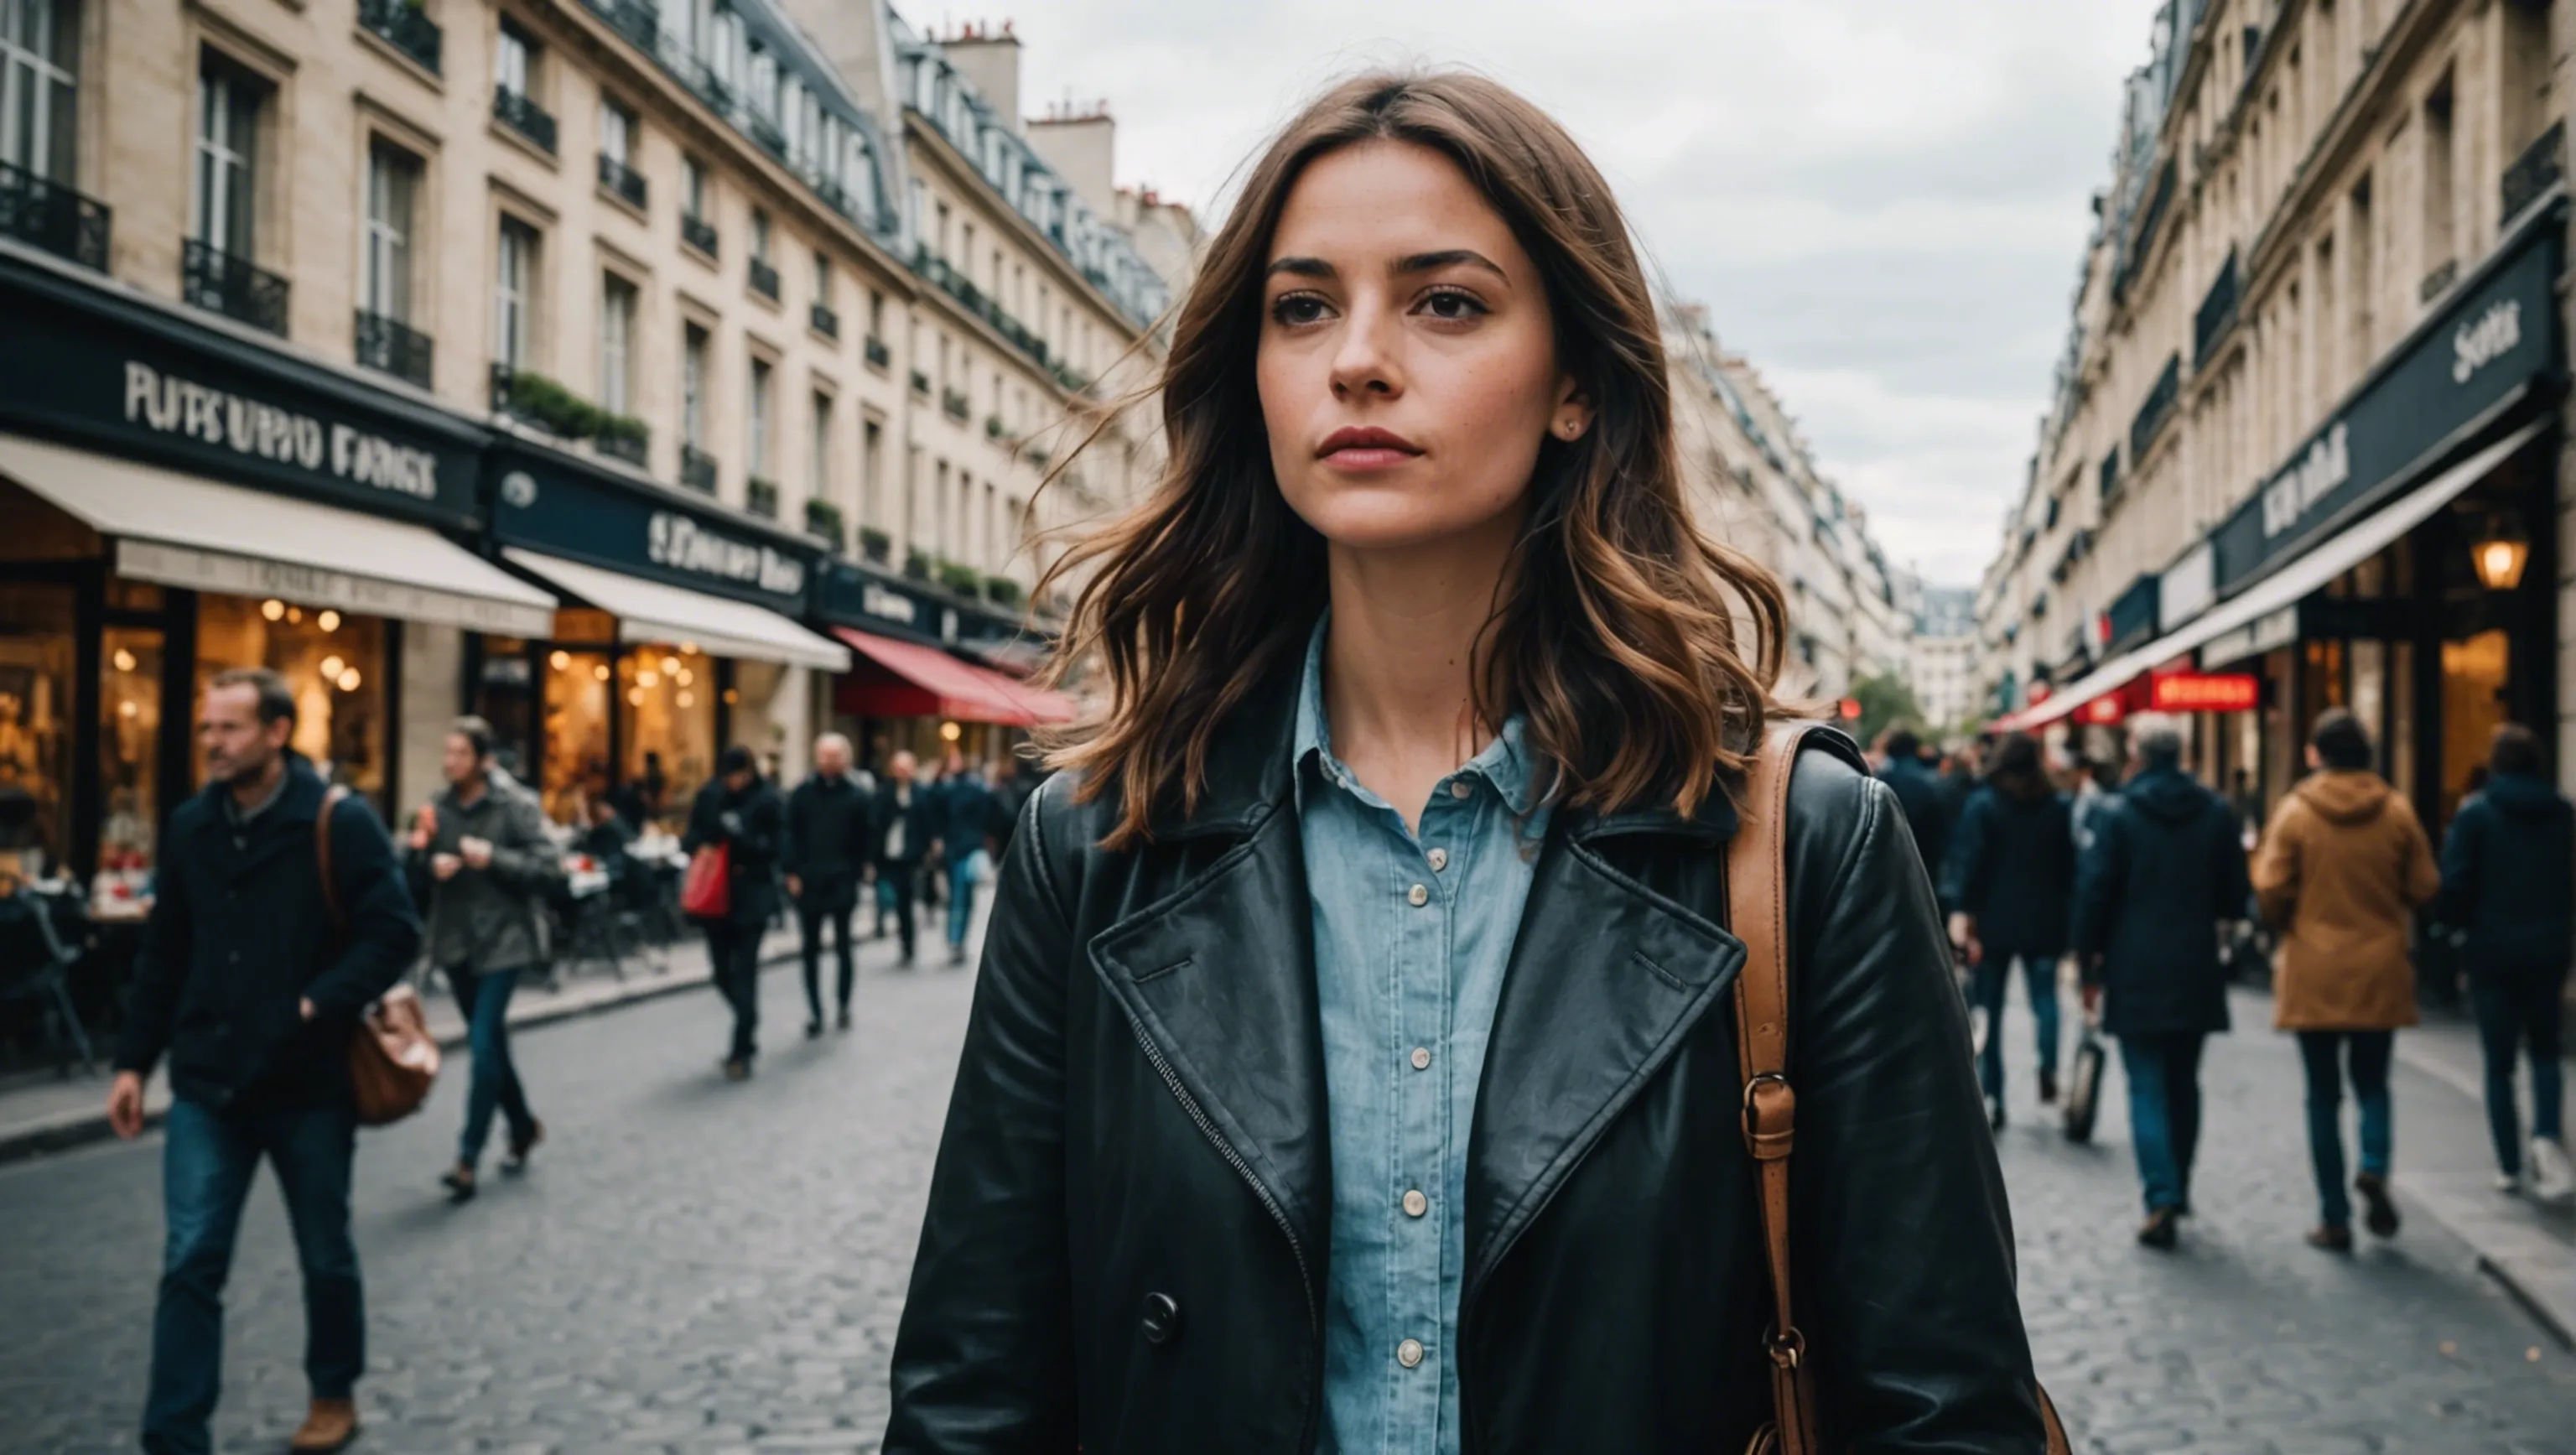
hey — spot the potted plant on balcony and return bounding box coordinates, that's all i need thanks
[745,476,779,517]
[904,548,931,581]
[860,527,891,564]
[935,559,982,599]
[984,576,1024,610]
[804,497,845,550]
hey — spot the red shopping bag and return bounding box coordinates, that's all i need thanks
[681,842,732,919]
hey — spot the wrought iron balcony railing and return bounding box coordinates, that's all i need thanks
[865,335,891,370]
[747,255,780,301]
[354,310,434,388]
[745,476,779,517]
[493,87,558,153]
[810,303,839,339]
[681,211,718,257]
[357,0,443,74]
[598,152,647,210]
[183,239,289,335]
[0,159,110,271]
[679,444,718,493]
[2501,121,2565,230]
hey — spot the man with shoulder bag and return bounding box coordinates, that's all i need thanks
[107,668,421,1454]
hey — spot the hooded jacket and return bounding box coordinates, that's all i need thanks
[2251,770,2439,1031]
[2070,766,2252,1038]
[1940,782,2076,956]
[2436,771,2574,974]
[408,766,562,973]
[881,660,2045,1454]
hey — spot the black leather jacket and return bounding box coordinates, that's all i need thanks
[885,668,2043,1453]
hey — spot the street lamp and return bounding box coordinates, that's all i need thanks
[2471,514,2530,591]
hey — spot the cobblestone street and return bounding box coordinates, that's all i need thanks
[3,944,2569,1454]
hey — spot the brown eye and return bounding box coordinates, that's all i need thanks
[1270,294,1332,326]
[1419,288,1488,320]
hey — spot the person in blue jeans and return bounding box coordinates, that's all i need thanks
[1942,730,2078,1128]
[927,750,1000,965]
[407,718,561,1201]
[2071,721,2253,1247]
[106,668,419,1454]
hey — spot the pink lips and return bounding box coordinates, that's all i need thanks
[1318,425,1423,471]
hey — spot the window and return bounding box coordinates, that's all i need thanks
[934,458,951,553]
[748,358,773,479]
[362,141,419,321]
[1,0,80,181]
[495,19,534,98]
[750,206,771,260]
[862,418,883,526]
[684,154,709,218]
[496,216,538,368]
[935,199,950,257]
[2423,75,2455,273]
[813,250,832,307]
[810,392,832,499]
[682,323,709,447]
[600,96,634,165]
[600,274,636,414]
[867,288,884,339]
[193,54,264,258]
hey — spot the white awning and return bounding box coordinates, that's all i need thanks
[501,548,849,672]
[0,432,558,637]
[2010,418,2547,729]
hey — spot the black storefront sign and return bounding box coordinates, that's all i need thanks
[0,257,484,527]
[817,559,961,645]
[487,445,818,611]
[2210,216,2561,594]
[2104,573,2160,655]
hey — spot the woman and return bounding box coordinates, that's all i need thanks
[682,746,782,1081]
[883,72,2043,1452]
[1943,731,2078,1127]
[2435,723,2574,1203]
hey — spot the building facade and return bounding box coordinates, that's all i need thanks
[0,0,1174,907]
[1976,0,2567,843]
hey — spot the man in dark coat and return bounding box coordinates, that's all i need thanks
[2437,722,2575,1203]
[109,668,420,1455]
[1942,730,2077,1125]
[782,732,875,1037]
[1875,726,1950,890]
[2073,722,2253,1248]
[927,750,1000,965]
[683,746,783,1079]
[869,751,938,966]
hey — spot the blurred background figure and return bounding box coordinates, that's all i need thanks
[683,746,782,1081]
[782,734,874,1037]
[1944,730,2077,1129]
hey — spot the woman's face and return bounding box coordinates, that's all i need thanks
[1258,139,1586,553]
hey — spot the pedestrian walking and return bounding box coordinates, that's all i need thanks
[1875,725,1950,886]
[2070,720,2253,1248]
[782,732,874,1036]
[927,748,999,965]
[683,746,782,1080]
[2252,708,2441,1250]
[868,751,936,965]
[1943,730,2079,1127]
[883,71,2048,1453]
[107,668,420,1454]
[406,717,560,1203]
[985,754,1035,856]
[2434,723,2575,1203]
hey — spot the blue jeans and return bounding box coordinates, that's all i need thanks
[2297,1030,2392,1229]
[945,858,979,948]
[144,1098,362,1455]
[2470,967,2568,1177]
[450,963,535,1169]
[2118,1032,2205,1213]
[1970,950,2062,1102]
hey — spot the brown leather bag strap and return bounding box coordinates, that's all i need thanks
[315,784,351,932]
[1727,720,1827,1455]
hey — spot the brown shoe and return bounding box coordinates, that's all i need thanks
[2354,1172,2401,1238]
[2304,1224,2354,1252]
[288,1397,359,1452]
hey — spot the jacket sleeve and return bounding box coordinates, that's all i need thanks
[2070,808,2122,967]
[482,792,565,896]
[302,798,424,1021]
[115,835,194,1078]
[883,782,1078,1452]
[1939,795,1985,915]
[1789,766,2047,1452]
[2217,803,2255,924]
[2434,803,2482,928]
[2250,799,2302,929]
[778,784,808,876]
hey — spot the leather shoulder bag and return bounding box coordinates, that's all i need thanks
[1728,721,2071,1455]
[317,785,441,1127]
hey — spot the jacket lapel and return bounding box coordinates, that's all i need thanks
[1089,800,1333,1281]
[1463,820,1746,1301]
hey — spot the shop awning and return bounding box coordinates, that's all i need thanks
[0,432,558,637]
[501,548,850,672]
[1997,418,2548,731]
[832,626,1077,726]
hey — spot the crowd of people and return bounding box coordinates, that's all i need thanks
[1883,708,2573,1253]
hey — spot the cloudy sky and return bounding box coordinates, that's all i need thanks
[972,0,2164,585]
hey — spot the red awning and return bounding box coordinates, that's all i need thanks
[830,626,1074,726]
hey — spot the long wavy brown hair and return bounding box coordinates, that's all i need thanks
[1036,70,1791,848]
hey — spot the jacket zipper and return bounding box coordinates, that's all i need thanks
[1114,999,1321,1341]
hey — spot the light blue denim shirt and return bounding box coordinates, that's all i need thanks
[1291,618,1550,1455]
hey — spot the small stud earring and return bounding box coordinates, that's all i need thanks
[1560,420,1580,439]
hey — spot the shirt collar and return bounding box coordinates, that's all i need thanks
[223,762,293,826]
[1290,614,1543,818]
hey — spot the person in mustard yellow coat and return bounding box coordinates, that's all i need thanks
[2252,707,2441,1251]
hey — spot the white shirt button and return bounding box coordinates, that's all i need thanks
[1396,1338,1425,1369]
[1410,1047,1432,1070]
[1426,847,1448,872]
[1406,883,1429,907]
[1402,1188,1429,1218]
[1449,780,1473,800]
